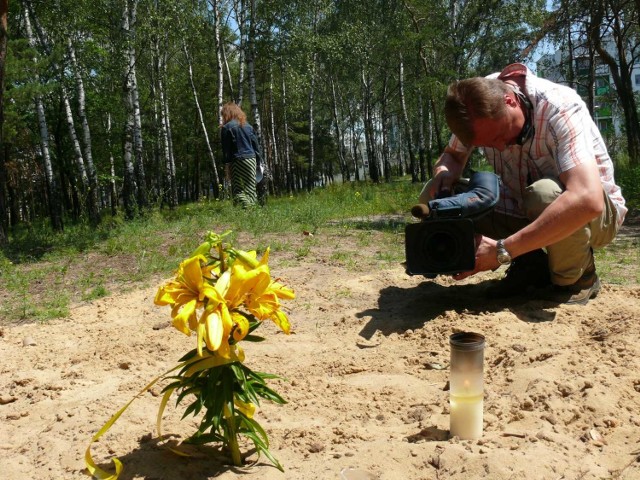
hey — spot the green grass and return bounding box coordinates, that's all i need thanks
[0,179,419,323]
[0,174,638,324]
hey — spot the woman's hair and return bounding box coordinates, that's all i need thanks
[444,77,511,146]
[221,102,247,126]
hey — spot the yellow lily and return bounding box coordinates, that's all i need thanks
[231,311,250,342]
[234,398,256,418]
[224,263,271,309]
[154,255,222,337]
[202,301,233,355]
[238,269,295,334]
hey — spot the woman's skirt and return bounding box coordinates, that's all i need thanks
[230,157,258,208]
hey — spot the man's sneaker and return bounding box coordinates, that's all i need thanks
[485,249,550,298]
[541,265,601,305]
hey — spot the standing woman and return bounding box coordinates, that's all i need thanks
[220,102,262,208]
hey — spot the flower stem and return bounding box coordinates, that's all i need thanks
[225,415,242,467]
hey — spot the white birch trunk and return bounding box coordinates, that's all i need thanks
[183,40,221,194]
[23,4,62,230]
[330,76,348,181]
[399,55,417,182]
[67,39,94,179]
[25,0,93,212]
[233,0,246,104]
[121,0,138,218]
[280,60,293,193]
[106,113,118,216]
[268,67,279,185]
[246,0,261,135]
[156,49,177,207]
[307,53,316,190]
[129,0,147,208]
[212,0,224,124]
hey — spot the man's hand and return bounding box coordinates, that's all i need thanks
[428,170,456,199]
[418,147,470,204]
[452,235,501,281]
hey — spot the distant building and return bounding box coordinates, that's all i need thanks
[536,38,640,137]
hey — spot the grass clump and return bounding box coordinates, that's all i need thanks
[0,175,636,324]
[0,179,419,323]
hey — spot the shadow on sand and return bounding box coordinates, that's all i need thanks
[357,279,557,340]
[90,436,273,480]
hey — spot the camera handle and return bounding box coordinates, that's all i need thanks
[411,204,430,219]
[412,172,500,221]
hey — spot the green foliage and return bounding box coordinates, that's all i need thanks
[616,164,640,211]
[0,180,418,323]
[164,351,286,471]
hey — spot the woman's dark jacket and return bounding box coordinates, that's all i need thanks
[221,119,263,166]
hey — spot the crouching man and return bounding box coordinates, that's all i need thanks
[420,63,627,305]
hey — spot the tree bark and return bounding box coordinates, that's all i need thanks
[158,50,178,207]
[23,3,64,232]
[212,0,224,123]
[183,40,220,198]
[330,76,349,182]
[399,55,417,182]
[232,0,246,104]
[129,0,148,210]
[67,38,100,225]
[247,0,267,202]
[268,67,279,194]
[121,0,139,219]
[361,68,379,183]
[280,59,294,194]
[106,113,118,216]
[26,0,97,224]
[307,53,316,191]
[589,0,640,164]
[0,0,8,243]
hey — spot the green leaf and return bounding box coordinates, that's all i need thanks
[186,432,226,445]
[242,430,284,472]
[178,348,201,362]
[243,334,266,342]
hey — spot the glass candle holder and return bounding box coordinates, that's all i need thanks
[449,332,485,440]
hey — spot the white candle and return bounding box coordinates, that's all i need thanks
[449,332,485,440]
[450,393,483,439]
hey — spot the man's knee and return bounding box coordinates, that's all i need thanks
[524,177,563,220]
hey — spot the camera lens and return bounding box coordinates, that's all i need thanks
[405,219,476,275]
[422,230,461,269]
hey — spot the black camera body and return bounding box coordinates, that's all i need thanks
[405,218,476,276]
[405,172,500,277]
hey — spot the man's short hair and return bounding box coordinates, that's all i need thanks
[445,77,512,146]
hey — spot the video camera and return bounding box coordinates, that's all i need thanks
[405,171,500,276]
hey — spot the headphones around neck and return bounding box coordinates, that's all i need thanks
[513,87,535,145]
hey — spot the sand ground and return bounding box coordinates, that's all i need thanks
[1,223,640,480]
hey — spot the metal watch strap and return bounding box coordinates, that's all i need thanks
[496,239,512,265]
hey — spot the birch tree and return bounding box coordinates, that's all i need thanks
[23,4,64,232]
[0,0,8,243]
[25,0,99,224]
[183,39,221,197]
[399,55,417,183]
[121,0,139,218]
[246,0,267,202]
[67,38,101,225]
[129,0,147,209]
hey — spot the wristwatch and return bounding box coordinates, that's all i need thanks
[496,239,512,265]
